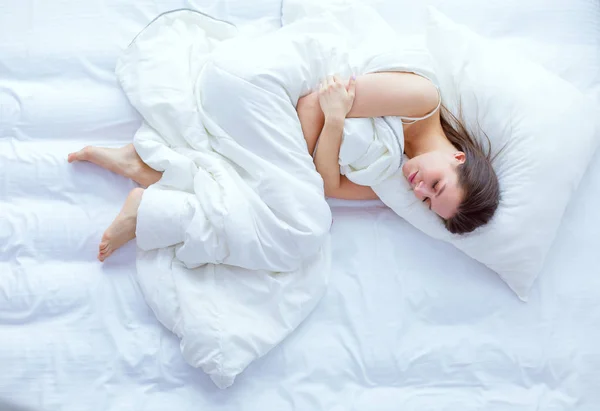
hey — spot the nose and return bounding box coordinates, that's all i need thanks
[414,181,434,198]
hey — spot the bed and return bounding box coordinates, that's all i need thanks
[1,0,599,409]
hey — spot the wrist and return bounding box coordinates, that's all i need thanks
[324,114,345,126]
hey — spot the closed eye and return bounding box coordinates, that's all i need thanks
[432,180,440,190]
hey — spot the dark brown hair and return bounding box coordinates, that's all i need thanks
[439,104,501,234]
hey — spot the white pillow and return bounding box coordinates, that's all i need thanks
[374,7,600,301]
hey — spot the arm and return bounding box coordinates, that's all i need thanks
[297,72,439,126]
[346,72,439,119]
[328,176,380,200]
[311,76,380,201]
[299,72,438,201]
[297,85,379,200]
[311,115,379,200]
[313,115,344,194]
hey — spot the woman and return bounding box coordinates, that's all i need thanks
[298,73,500,229]
[68,72,499,261]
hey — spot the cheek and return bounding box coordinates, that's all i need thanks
[402,158,419,178]
[404,157,418,168]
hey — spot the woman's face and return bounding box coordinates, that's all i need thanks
[402,151,466,219]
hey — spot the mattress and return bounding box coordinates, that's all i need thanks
[1,0,599,410]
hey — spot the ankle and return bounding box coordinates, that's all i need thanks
[124,160,143,181]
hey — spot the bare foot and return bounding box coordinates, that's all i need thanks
[68,144,162,187]
[98,187,144,261]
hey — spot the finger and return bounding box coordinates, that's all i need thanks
[347,74,357,97]
[327,75,335,88]
[345,75,353,90]
[333,75,342,84]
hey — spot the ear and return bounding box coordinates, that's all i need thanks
[454,151,466,164]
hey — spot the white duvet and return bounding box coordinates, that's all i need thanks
[116,6,437,387]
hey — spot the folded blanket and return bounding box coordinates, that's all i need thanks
[115,5,438,388]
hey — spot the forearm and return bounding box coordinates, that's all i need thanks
[297,92,325,154]
[313,116,344,193]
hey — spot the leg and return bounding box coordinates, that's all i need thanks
[68,144,162,188]
[98,187,144,261]
[297,92,325,155]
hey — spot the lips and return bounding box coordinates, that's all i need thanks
[408,171,417,185]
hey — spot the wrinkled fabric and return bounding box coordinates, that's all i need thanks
[115,5,439,388]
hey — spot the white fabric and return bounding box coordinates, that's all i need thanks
[115,6,440,387]
[3,0,600,409]
[286,0,600,300]
[372,7,600,300]
[116,10,332,389]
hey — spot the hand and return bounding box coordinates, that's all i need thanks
[318,75,356,120]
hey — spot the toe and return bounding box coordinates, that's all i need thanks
[68,151,84,163]
[98,250,108,262]
[77,146,93,162]
[68,147,90,163]
[98,241,113,261]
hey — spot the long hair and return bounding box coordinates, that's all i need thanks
[439,104,501,234]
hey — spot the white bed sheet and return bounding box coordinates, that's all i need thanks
[1,0,600,410]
